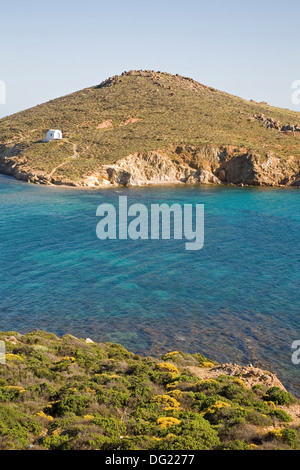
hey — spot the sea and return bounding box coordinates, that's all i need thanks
[0,174,299,395]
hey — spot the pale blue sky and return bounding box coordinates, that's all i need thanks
[1,0,300,118]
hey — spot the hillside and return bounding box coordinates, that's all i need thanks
[1,70,300,187]
[0,330,299,450]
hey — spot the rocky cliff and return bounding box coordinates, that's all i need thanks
[1,144,300,189]
[84,145,300,189]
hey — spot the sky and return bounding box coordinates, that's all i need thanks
[1,0,300,118]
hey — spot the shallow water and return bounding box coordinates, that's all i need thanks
[0,175,300,394]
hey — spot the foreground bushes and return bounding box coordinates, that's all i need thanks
[0,330,299,450]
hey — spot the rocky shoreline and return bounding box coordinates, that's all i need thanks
[1,144,300,189]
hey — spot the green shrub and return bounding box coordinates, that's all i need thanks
[281,429,299,449]
[204,405,249,428]
[263,387,294,406]
[0,404,41,449]
[0,386,25,401]
[96,387,130,407]
[91,415,126,438]
[51,394,90,417]
[269,409,292,423]
[41,434,71,450]
[252,384,263,391]
[220,439,254,450]
[194,380,222,395]
[219,383,254,405]
[155,415,220,450]
[106,343,133,360]
[245,410,272,426]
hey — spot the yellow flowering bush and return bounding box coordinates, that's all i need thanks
[268,428,282,438]
[204,401,231,414]
[83,414,94,420]
[200,361,215,368]
[95,373,119,379]
[168,389,183,398]
[164,351,180,358]
[44,400,59,409]
[166,381,179,389]
[232,378,246,387]
[156,363,179,374]
[36,411,54,421]
[199,379,219,386]
[157,417,181,429]
[5,353,24,362]
[4,386,25,393]
[155,394,180,409]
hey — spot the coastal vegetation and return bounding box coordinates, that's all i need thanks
[0,330,299,450]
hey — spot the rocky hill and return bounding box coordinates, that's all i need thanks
[1,70,300,188]
[0,330,299,450]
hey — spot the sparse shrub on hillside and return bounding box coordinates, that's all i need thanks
[281,429,299,449]
[51,394,90,417]
[91,415,126,438]
[268,409,292,423]
[263,387,294,406]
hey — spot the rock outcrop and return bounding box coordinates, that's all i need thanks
[70,145,300,188]
[97,145,300,189]
[254,113,300,133]
[187,363,287,391]
[1,144,300,188]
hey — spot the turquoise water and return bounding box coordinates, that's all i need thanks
[0,174,300,394]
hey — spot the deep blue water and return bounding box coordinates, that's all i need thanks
[0,174,300,394]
